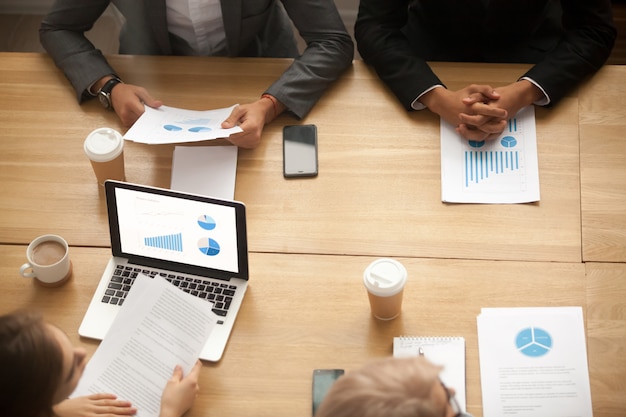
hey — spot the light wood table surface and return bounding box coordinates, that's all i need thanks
[1,52,625,416]
[0,53,581,263]
[579,64,626,262]
[5,244,616,417]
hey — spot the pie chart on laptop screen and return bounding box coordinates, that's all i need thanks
[197,215,216,230]
[198,237,220,256]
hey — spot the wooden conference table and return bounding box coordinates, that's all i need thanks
[0,53,625,416]
[0,53,583,263]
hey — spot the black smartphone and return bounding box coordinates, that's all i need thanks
[283,124,318,178]
[312,369,344,416]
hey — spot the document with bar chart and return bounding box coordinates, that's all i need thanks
[440,106,540,203]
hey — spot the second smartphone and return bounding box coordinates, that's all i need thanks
[283,124,318,178]
[312,368,344,415]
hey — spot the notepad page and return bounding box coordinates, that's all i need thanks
[393,336,466,411]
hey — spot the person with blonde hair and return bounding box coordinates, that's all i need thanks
[315,356,473,417]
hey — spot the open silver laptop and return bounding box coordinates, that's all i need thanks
[78,180,249,362]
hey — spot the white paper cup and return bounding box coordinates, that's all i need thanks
[363,258,407,320]
[84,127,125,185]
[19,234,72,287]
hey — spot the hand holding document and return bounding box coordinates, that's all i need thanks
[124,105,243,144]
[477,307,592,417]
[440,106,540,203]
[71,274,217,417]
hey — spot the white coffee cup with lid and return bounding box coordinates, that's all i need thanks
[363,258,407,320]
[84,127,126,185]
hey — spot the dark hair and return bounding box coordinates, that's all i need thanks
[0,310,64,417]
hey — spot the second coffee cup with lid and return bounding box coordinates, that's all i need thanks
[84,127,126,185]
[363,258,407,320]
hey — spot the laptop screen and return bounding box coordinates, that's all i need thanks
[105,181,248,280]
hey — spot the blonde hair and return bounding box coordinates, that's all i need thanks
[315,356,443,417]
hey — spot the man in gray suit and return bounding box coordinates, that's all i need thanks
[40,0,354,148]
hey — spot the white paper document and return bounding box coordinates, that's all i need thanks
[477,307,593,417]
[71,275,217,417]
[440,106,540,204]
[170,145,238,200]
[124,105,243,144]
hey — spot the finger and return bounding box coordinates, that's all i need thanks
[187,360,203,379]
[135,89,162,109]
[479,119,508,135]
[467,84,500,99]
[221,106,244,128]
[456,124,490,141]
[461,102,508,118]
[87,393,118,400]
[170,365,184,382]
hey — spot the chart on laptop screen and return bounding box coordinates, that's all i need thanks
[114,187,240,273]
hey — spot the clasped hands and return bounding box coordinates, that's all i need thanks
[421,80,541,142]
[108,82,283,149]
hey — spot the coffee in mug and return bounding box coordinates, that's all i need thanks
[84,127,126,185]
[31,240,66,265]
[363,258,407,320]
[20,234,72,287]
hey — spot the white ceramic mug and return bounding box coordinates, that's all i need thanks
[20,234,72,287]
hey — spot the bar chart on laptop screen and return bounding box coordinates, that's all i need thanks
[440,106,540,204]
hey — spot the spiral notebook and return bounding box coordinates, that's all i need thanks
[393,336,466,411]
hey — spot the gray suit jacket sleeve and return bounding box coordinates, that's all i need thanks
[263,0,354,118]
[39,0,121,102]
[39,0,354,116]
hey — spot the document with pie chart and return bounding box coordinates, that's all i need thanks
[477,307,592,417]
[440,106,540,203]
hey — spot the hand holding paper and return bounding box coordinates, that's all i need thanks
[71,275,216,417]
[123,105,243,144]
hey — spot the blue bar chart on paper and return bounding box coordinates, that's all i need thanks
[464,118,524,189]
[440,106,540,204]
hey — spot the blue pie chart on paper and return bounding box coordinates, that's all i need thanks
[516,327,552,357]
[198,238,220,256]
[501,136,517,148]
[197,215,216,230]
[188,126,212,133]
[468,140,485,148]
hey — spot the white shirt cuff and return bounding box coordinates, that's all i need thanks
[411,85,445,110]
[520,77,550,106]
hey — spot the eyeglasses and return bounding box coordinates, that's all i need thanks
[440,380,462,417]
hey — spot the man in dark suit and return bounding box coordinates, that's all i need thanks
[40,0,353,148]
[355,0,616,141]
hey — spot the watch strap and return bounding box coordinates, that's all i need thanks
[98,77,122,110]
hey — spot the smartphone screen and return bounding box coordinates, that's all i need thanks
[312,369,344,416]
[283,124,318,177]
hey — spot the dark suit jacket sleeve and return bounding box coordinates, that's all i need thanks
[522,0,616,105]
[355,0,440,110]
[39,0,120,102]
[264,0,354,119]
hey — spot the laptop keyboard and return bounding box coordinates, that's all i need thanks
[101,264,236,323]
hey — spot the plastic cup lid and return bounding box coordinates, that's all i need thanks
[84,127,124,162]
[363,258,407,297]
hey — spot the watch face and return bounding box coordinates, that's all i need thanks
[98,92,112,109]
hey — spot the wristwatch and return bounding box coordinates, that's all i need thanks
[97,77,122,110]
